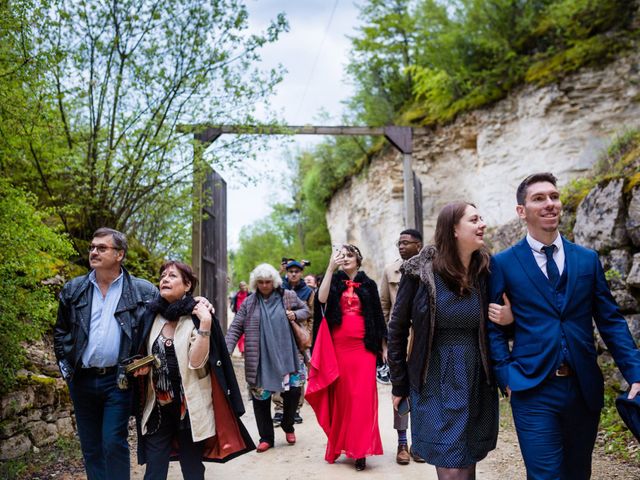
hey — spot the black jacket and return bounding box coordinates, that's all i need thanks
[135,309,255,464]
[387,246,493,398]
[53,267,158,381]
[313,270,387,354]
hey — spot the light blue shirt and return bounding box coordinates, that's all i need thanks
[81,270,124,368]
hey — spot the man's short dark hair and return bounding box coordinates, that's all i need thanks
[93,227,128,256]
[400,228,423,242]
[516,173,558,205]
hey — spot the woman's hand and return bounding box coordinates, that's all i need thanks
[133,366,150,377]
[488,293,514,326]
[194,296,215,315]
[286,310,296,322]
[192,301,213,326]
[328,249,345,272]
[381,339,388,364]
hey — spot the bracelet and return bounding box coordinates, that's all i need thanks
[196,329,211,337]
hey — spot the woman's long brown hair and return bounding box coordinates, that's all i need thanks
[432,202,490,295]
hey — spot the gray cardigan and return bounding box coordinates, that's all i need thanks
[225,289,309,386]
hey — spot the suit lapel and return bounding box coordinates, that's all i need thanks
[512,238,560,313]
[561,237,578,314]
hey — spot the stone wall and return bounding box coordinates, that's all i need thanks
[327,49,640,284]
[0,339,75,461]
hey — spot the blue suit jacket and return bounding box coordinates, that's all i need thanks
[488,236,640,412]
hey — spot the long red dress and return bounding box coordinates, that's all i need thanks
[322,289,383,462]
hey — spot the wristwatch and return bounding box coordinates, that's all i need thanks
[197,329,211,337]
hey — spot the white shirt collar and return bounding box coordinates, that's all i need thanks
[526,231,563,254]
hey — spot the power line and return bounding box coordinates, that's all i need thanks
[294,0,340,121]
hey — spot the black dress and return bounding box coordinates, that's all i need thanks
[410,273,498,468]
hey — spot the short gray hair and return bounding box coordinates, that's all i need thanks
[93,227,128,257]
[249,263,282,291]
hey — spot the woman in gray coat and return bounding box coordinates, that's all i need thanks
[225,263,309,453]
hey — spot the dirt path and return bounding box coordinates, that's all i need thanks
[129,358,640,479]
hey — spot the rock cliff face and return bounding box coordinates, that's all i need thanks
[327,50,640,283]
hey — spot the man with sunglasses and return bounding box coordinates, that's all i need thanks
[54,227,158,480]
[380,228,423,465]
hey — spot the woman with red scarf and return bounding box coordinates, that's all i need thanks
[307,244,386,471]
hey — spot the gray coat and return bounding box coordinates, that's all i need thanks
[225,289,309,386]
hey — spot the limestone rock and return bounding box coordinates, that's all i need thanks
[28,420,58,447]
[326,50,640,277]
[32,378,57,408]
[627,253,640,288]
[487,218,527,253]
[0,387,35,420]
[601,249,633,290]
[625,314,640,347]
[627,186,640,247]
[0,416,27,439]
[56,416,75,436]
[574,179,628,251]
[612,289,639,313]
[0,433,31,460]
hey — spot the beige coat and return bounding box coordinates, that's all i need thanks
[141,314,215,442]
[380,258,402,323]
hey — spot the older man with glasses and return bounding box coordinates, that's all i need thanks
[379,228,424,465]
[54,227,158,480]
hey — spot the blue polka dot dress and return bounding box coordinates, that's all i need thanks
[410,273,498,468]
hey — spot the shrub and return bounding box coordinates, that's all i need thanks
[0,179,73,394]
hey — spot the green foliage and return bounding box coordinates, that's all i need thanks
[599,361,640,462]
[0,179,74,395]
[346,0,417,126]
[344,0,637,129]
[1,0,288,260]
[230,148,335,287]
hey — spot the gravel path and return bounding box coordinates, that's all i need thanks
[128,357,640,480]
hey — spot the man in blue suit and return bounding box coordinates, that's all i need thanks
[487,172,640,479]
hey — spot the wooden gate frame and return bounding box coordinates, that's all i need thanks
[186,124,426,332]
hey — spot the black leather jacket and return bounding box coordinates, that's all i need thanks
[54,267,158,381]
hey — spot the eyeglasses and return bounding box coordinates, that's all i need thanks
[396,240,420,247]
[88,245,120,254]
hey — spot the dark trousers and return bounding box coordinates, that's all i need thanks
[252,387,301,445]
[143,404,206,480]
[68,370,132,480]
[510,375,600,480]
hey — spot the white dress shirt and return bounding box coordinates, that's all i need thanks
[525,232,565,279]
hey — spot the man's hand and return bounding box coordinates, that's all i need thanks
[628,382,640,400]
[392,395,403,411]
[488,293,514,326]
[286,310,296,322]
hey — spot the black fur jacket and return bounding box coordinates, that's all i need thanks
[313,270,387,354]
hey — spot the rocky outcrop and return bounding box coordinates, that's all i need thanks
[574,179,628,251]
[0,339,75,461]
[327,50,640,282]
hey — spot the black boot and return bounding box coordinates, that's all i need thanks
[355,458,366,471]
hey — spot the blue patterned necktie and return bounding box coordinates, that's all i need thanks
[542,245,559,287]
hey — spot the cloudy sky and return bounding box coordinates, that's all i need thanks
[222,0,362,247]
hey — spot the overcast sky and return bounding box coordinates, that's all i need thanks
[220,0,362,248]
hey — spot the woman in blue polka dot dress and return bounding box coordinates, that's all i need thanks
[387,202,503,480]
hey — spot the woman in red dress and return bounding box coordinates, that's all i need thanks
[307,244,386,471]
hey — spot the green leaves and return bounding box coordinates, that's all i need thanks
[2,0,288,258]
[0,179,74,394]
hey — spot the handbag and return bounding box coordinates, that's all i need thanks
[290,318,312,351]
[283,291,312,352]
